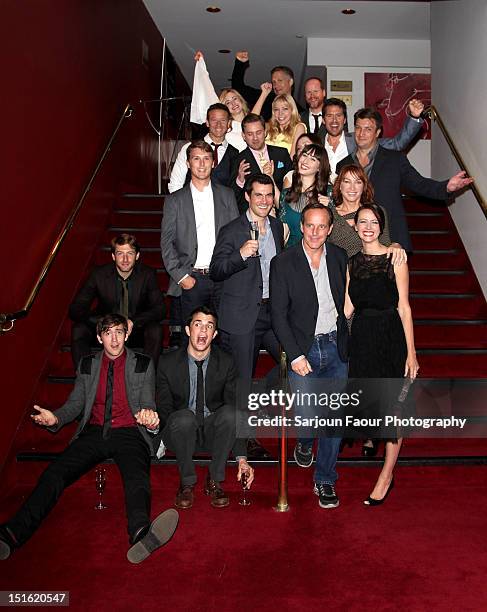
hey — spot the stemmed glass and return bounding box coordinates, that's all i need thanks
[94,467,107,510]
[250,221,260,258]
[239,471,251,506]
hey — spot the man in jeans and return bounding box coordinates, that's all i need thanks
[270,204,348,508]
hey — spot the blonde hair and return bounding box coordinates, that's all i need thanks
[267,94,301,142]
[219,88,249,118]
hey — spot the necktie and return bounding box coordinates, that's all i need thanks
[102,361,114,439]
[312,114,321,134]
[211,142,221,166]
[195,360,205,431]
[119,278,129,319]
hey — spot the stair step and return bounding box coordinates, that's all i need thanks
[412,353,487,378]
[111,211,162,229]
[406,214,452,231]
[117,193,166,211]
[409,250,468,270]
[414,323,487,349]
[410,232,460,250]
[105,229,160,247]
[410,295,487,319]
[402,198,450,213]
[410,272,477,293]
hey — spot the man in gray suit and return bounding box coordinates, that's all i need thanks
[0,314,178,564]
[322,97,425,178]
[161,140,239,325]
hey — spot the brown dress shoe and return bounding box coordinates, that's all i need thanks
[204,477,230,508]
[175,485,194,509]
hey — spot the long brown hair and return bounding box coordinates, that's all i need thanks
[286,144,330,204]
[332,164,374,206]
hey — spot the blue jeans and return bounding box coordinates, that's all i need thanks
[288,332,348,485]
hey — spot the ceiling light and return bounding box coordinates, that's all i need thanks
[296,34,304,39]
[218,49,231,54]
[342,8,356,15]
[206,6,221,13]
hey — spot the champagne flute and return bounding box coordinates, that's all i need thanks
[239,471,251,506]
[250,221,260,258]
[94,467,107,510]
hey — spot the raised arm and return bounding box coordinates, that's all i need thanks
[168,144,190,194]
[251,82,273,115]
[210,224,251,281]
[231,51,262,108]
[379,99,425,151]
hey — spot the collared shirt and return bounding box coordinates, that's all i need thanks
[308,111,323,133]
[90,351,136,428]
[188,352,210,418]
[168,134,228,194]
[352,142,380,178]
[245,211,276,299]
[302,242,337,336]
[325,131,349,178]
[190,181,216,268]
[236,145,270,189]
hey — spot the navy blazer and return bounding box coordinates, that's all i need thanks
[210,213,284,334]
[337,146,448,251]
[270,241,349,363]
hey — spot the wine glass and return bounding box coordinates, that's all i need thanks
[94,467,107,510]
[239,471,251,506]
[250,221,260,258]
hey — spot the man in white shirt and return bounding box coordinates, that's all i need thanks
[168,104,239,193]
[161,141,239,325]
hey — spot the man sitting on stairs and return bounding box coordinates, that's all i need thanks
[0,314,178,564]
[69,233,165,369]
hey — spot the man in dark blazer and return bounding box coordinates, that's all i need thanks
[69,233,165,369]
[155,306,254,510]
[0,314,178,564]
[231,114,293,213]
[300,77,328,142]
[168,103,239,193]
[210,174,283,381]
[161,140,239,325]
[337,107,474,251]
[270,203,348,510]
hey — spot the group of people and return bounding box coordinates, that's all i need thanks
[0,50,474,563]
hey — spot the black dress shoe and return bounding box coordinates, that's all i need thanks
[362,439,379,457]
[247,438,271,459]
[0,525,16,561]
[364,478,394,506]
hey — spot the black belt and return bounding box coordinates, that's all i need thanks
[192,267,211,275]
[261,298,270,304]
[357,307,396,317]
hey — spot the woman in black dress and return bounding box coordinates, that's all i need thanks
[345,203,419,505]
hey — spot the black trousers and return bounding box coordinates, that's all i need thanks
[220,302,280,381]
[71,320,163,369]
[6,426,151,546]
[162,407,237,486]
[179,273,220,328]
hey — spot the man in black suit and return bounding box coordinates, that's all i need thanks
[270,204,348,509]
[337,107,474,251]
[210,174,283,381]
[231,50,303,121]
[300,77,328,142]
[155,306,254,509]
[161,140,239,326]
[231,113,293,213]
[168,103,239,193]
[69,233,165,369]
[0,314,178,564]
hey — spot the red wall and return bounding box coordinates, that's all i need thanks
[0,1,182,475]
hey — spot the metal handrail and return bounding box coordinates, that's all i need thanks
[0,104,134,334]
[428,104,486,218]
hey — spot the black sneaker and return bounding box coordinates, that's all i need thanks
[314,483,339,508]
[294,442,314,468]
[0,526,15,560]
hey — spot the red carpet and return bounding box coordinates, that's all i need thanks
[1,463,487,611]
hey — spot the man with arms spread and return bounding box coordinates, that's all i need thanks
[161,140,239,325]
[168,103,239,193]
[70,233,165,369]
[337,107,473,251]
[0,314,178,564]
[231,113,292,213]
[270,204,348,509]
[155,306,254,509]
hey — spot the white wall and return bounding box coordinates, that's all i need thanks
[308,37,431,176]
[431,0,487,297]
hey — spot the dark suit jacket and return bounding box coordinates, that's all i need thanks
[51,348,157,453]
[160,181,239,297]
[270,241,349,363]
[210,213,284,334]
[181,143,240,190]
[300,110,328,144]
[155,345,246,456]
[230,145,293,214]
[69,263,165,328]
[337,146,448,252]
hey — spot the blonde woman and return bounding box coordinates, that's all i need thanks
[252,88,306,157]
[219,88,248,152]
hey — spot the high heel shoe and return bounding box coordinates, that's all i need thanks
[361,439,379,457]
[363,478,394,506]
